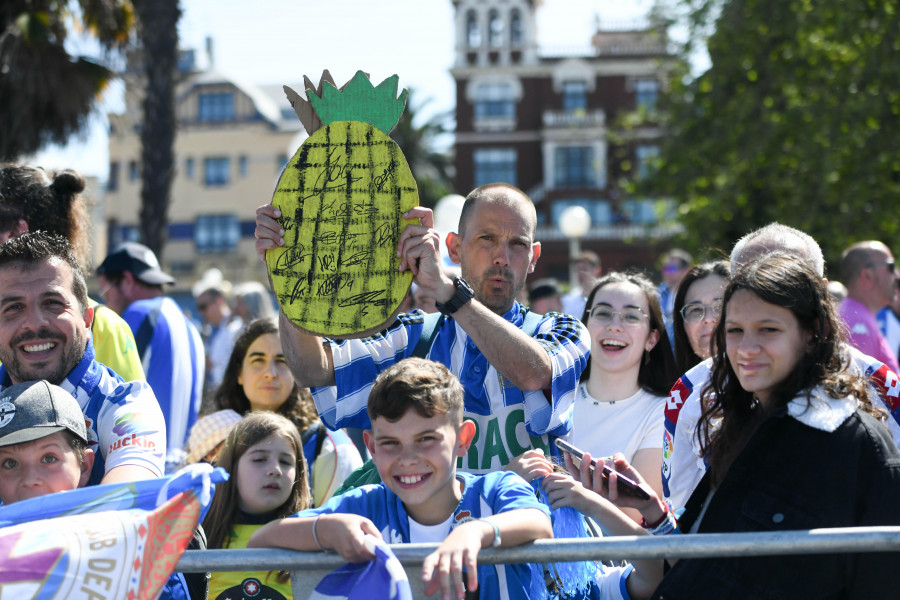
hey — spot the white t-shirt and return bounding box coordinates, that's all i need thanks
[409,515,454,544]
[568,382,665,463]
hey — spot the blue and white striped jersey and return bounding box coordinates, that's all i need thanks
[122,296,204,456]
[311,303,590,474]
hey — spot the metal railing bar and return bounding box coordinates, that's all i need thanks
[176,526,900,573]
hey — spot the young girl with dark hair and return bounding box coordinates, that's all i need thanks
[202,412,310,600]
[652,253,900,599]
[565,272,677,521]
[214,318,361,506]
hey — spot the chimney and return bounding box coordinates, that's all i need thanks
[206,36,214,68]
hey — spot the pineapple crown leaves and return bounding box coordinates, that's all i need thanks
[283,70,337,136]
[308,71,409,135]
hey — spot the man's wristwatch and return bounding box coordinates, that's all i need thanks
[435,277,474,315]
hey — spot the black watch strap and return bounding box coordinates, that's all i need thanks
[435,277,474,315]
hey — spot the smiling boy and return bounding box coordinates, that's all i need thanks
[0,380,94,504]
[249,357,553,600]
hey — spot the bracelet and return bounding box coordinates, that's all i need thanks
[640,502,669,529]
[643,502,678,536]
[312,514,328,552]
[477,518,501,548]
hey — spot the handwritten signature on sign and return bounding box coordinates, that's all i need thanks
[268,122,417,336]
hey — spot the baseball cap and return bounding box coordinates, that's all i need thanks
[185,410,243,464]
[0,381,88,447]
[97,242,175,285]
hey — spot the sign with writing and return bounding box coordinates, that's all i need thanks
[268,71,419,338]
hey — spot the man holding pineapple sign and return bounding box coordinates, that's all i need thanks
[255,72,589,476]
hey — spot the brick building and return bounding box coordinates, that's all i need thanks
[450,0,680,278]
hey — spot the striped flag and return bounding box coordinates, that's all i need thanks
[0,464,227,600]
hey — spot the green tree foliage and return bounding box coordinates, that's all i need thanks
[650,0,900,267]
[0,0,133,160]
[390,91,454,210]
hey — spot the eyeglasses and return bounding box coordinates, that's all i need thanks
[680,301,723,323]
[589,305,648,326]
[196,302,211,312]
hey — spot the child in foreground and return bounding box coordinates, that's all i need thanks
[249,357,554,600]
[202,411,311,599]
[0,380,94,504]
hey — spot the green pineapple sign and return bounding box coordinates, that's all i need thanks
[267,71,419,338]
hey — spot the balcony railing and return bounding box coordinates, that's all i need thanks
[543,110,606,128]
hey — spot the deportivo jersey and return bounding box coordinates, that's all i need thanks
[209,524,293,600]
[311,304,590,474]
[662,345,900,510]
[298,470,550,600]
[0,341,167,486]
[122,296,204,455]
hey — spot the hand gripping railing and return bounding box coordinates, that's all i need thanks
[177,526,900,597]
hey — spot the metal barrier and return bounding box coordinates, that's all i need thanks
[177,526,900,597]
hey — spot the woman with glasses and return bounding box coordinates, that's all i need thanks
[567,272,677,521]
[672,261,730,374]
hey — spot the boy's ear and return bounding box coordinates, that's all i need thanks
[363,430,375,457]
[79,448,95,488]
[456,420,476,456]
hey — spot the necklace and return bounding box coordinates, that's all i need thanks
[581,382,616,405]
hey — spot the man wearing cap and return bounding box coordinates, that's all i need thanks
[0,232,166,485]
[97,242,205,465]
[0,380,95,504]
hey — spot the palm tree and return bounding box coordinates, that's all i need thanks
[132,0,181,260]
[390,90,455,209]
[0,1,133,160]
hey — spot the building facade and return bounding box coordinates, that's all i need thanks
[105,49,303,293]
[450,0,679,277]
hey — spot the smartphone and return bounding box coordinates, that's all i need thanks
[555,438,651,501]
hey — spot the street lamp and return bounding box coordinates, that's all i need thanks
[558,205,592,290]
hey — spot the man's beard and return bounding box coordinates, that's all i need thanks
[1,328,86,385]
[467,266,519,313]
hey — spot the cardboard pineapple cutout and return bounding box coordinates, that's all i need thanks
[268,71,419,338]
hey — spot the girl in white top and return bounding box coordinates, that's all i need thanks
[569,272,677,521]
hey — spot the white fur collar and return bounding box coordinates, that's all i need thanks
[787,386,857,432]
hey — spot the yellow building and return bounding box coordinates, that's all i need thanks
[106,50,303,293]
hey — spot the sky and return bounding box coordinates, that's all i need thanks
[35,0,654,181]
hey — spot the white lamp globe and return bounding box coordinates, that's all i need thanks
[558,205,592,239]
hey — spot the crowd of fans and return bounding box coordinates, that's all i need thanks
[2,162,900,599]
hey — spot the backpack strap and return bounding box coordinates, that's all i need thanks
[411,312,446,358]
[521,309,544,337]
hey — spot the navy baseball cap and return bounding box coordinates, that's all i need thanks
[97,242,175,285]
[0,381,88,447]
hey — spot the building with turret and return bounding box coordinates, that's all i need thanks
[450,0,679,275]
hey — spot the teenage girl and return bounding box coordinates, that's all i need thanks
[202,412,310,600]
[214,318,362,506]
[653,253,900,598]
[567,272,676,521]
